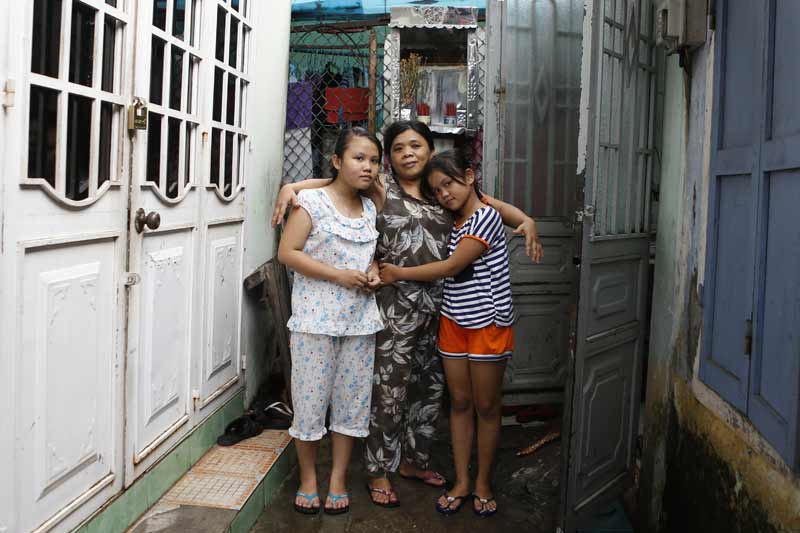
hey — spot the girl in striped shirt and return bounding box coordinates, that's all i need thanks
[379,151,541,518]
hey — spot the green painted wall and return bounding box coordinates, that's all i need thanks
[74,392,245,533]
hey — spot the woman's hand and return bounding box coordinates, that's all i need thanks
[271,184,300,227]
[365,263,382,291]
[335,269,369,290]
[513,218,544,263]
[378,263,402,285]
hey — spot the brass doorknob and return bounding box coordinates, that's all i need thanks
[134,208,161,233]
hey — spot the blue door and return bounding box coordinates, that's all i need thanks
[702,0,800,470]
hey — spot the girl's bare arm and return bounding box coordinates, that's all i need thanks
[481,194,543,263]
[379,238,486,283]
[271,175,387,227]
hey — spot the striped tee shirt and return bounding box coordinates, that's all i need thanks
[441,206,515,329]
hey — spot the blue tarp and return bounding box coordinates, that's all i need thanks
[291,0,486,17]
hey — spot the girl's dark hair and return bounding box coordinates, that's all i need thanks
[329,127,383,180]
[382,120,435,174]
[421,150,481,199]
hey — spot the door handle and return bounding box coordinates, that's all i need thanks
[134,208,161,233]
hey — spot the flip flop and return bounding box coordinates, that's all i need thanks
[216,415,263,446]
[399,470,447,487]
[472,494,498,517]
[293,491,320,514]
[366,483,400,508]
[323,492,350,515]
[435,491,470,515]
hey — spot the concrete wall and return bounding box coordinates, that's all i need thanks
[241,0,291,406]
[640,36,800,533]
[0,2,10,530]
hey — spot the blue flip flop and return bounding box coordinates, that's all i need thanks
[324,492,350,515]
[293,491,320,514]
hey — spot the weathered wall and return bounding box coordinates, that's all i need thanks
[241,0,291,406]
[641,36,800,533]
[0,1,11,530]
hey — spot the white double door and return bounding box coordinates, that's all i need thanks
[2,0,248,530]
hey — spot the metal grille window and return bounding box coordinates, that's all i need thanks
[146,0,203,202]
[283,24,383,185]
[27,0,128,207]
[210,0,250,200]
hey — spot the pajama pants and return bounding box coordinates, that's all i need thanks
[364,304,445,476]
[289,332,376,441]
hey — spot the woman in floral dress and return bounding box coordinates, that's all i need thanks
[272,121,542,506]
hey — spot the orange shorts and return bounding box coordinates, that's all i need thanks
[437,315,514,362]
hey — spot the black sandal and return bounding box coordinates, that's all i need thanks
[216,415,263,446]
[435,491,470,515]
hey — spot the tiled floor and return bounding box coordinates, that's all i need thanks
[129,429,293,531]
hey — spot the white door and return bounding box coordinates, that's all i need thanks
[2,0,132,530]
[0,0,252,529]
[124,0,249,481]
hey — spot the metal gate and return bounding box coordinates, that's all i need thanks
[561,0,656,529]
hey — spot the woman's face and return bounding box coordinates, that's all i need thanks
[389,129,432,180]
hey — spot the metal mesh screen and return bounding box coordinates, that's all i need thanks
[283,24,386,185]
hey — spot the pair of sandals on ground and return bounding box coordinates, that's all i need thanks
[295,467,497,517]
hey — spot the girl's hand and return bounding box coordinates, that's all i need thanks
[335,269,369,290]
[271,184,300,227]
[378,263,402,284]
[513,218,544,263]
[365,265,382,291]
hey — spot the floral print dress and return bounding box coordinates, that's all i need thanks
[364,174,454,475]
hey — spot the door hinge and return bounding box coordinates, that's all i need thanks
[575,205,595,222]
[241,353,247,371]
[3,78,16,108]
[192,389,200,410]
[744,318,753,357]
[124,272,141,286]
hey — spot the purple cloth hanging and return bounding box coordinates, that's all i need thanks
[286,81,313,130]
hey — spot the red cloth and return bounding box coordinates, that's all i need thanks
[324,88,370,123]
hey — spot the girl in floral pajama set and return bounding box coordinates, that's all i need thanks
[278,127,384,515]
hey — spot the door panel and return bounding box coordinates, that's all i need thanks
[562,0,655,530]
[125,0,205,481]
[485,0,584,397]
[699,0,763,411]
[5,0,131,529]
[133,229,194,461]
[17,237,119,532]
[126,0,250,480]
[748,0,800,468]
[200,222,244,404]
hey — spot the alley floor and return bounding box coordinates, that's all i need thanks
[250,421,561,533]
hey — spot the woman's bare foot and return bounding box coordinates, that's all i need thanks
[398,462,447,487]
[436,479,470,512]
[367,476,399,505]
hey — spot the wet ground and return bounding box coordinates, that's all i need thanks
[250,420,561,533]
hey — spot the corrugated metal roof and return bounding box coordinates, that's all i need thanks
[291,0,485,17]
